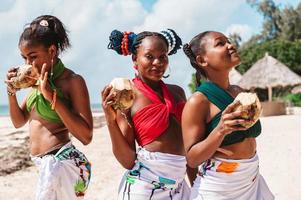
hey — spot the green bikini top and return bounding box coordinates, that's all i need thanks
[196,81,261,146]
[26,59,71,123]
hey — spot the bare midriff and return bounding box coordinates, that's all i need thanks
[214,137,257,160]
[29,110,70,156]
[142,116,185,156]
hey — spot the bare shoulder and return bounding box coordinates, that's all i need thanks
[186,91,210,110]
[166,83,186,101]
[60,69,88,99]
[182,91,209,133]
[62,68,86,86]
[69,73,86,85]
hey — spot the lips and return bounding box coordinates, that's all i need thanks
[229,50,240,59]
[150,68,164,75]
[229,50,238,55]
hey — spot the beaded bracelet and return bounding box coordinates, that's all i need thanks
[7,90,15,96]
[51,89,57,110]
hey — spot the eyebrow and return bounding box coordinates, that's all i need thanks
[21,52,36,57]
[214,36,227,41]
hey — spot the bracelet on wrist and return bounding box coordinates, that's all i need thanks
[50,89,57,110]
[7,90,15,96]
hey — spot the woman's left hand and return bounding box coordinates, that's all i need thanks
[37,62,53,102]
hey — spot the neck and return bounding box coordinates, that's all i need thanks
[207,70,230,90]
[52,57,59,66]
[138,75,161,91]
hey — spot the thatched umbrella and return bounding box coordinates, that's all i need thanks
[238,52,301,101]
[229,68,242,85]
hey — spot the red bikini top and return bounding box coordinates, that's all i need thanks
[132,77,185,146]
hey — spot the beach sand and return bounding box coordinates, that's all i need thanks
[0,113,301,200]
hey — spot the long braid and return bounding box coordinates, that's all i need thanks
[183,44,201,86]
[183,31,212,86]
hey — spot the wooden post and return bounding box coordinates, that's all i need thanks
[268,86,273,101]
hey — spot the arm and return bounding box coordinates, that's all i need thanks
[7,93,30,128]
[182,93,223,168]
[182,93,246,168]
[177,87,199,186]
[55,75,93,145]
[102,85,136,169]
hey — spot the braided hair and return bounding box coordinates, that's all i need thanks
[108,29,182,56]
[183,31,212,86]
[19,15,70,54]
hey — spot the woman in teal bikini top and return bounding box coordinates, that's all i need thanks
[181,31,274,200]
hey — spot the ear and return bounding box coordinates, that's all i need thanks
[48,45,57,59]
[132,54,137,65]
[196,55,208,68]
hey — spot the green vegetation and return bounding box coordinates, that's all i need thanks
[283,93,301,107]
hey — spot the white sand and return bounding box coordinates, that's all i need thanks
[0,113,301,200]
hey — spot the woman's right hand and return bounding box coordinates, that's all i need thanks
[5,67,19,95]
[215,101,247,136]
[101,85,117,122]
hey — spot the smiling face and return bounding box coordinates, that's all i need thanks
[133,36,169,82]
[19,40,56,74]
[198,32,241,71]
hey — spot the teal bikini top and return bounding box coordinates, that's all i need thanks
[196,81,261,146]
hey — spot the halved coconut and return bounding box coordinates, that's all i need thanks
[109,78,135,111]
[11,65,38,89]
[233,92,262,128]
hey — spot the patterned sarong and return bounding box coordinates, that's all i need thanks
[118,148,190,200]
[190,153,274,200]
[31,142,91,200]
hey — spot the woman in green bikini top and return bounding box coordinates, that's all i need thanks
[5,15,93,199]
[5,15,93,158]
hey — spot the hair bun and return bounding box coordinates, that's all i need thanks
[160,29,182,55]
[108,30,137,56]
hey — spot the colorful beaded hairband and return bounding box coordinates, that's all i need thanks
[121,32,133,56]
[160,29,176,54]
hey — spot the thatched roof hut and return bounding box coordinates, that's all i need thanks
[229,69,242,85]
[238,53,301,101]
[292,85,301,94]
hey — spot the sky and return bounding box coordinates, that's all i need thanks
[0,0,299,105]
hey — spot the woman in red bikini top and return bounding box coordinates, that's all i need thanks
[101,29,197,199]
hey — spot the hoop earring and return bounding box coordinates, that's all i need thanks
[163,66,171,79]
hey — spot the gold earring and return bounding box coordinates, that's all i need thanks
[50,59,54,78]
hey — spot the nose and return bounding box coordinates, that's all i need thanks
[153,58,163,67]
[228,41,236,49]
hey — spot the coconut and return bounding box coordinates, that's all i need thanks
[11,65,38,89]
[233,92,262,128]
[109,78,135,111]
